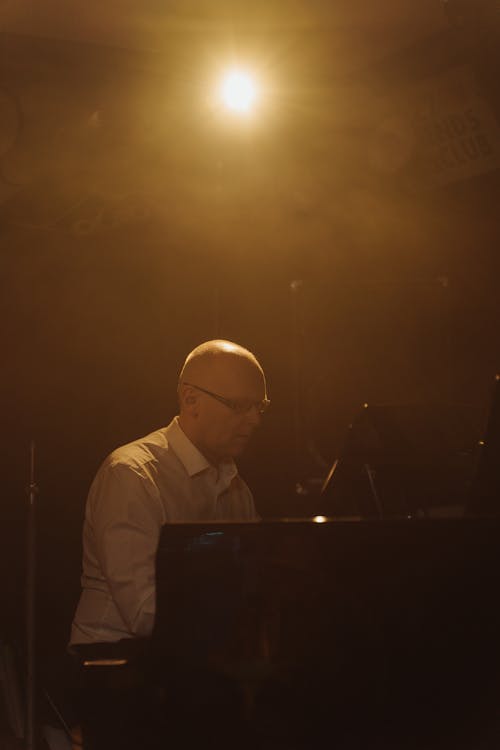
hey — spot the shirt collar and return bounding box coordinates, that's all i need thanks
[166,417,238,487]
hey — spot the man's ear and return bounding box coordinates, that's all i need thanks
[179,383,199,414]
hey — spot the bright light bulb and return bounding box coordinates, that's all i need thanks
[219,69,258,114]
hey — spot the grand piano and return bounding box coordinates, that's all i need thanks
[150,516,500,749]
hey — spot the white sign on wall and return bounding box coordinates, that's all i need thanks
[412,65,500,187]
[371,65,500,188]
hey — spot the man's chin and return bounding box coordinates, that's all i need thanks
[228,436,252,456]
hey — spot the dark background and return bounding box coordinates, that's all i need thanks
[1,0,500,710]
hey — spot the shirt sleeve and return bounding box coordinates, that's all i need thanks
[238,477,261,521]
[87,460,165,637]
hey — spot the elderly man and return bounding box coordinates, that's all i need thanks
[70,339,268,646]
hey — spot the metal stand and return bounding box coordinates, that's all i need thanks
[290,279,305,491]
[290,278,327,500]
[25,441,38,750]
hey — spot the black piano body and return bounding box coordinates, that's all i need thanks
[150,517,500,748]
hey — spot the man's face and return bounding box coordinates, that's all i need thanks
[189,357,267,464]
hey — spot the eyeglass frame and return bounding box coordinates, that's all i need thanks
[181,381,270,415]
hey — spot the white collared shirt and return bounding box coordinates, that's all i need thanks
[70,418,258,645]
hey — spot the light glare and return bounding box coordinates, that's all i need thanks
[219,70,257,114]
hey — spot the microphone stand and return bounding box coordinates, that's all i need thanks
[25,441,38,750]
[290,278,329,507]
[290,279,308,496]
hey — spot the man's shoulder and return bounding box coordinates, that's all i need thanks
[106,426,172,473]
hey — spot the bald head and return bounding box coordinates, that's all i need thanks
[177,340,267,464]
[179,339,264,389]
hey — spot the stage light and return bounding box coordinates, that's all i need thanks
[218,69,258,114]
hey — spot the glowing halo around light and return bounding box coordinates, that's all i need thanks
[218,69,259,114]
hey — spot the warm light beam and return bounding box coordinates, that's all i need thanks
[218,69,258,114]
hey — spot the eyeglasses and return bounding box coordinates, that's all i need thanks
[182,382,270,415]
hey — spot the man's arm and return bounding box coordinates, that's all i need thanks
[87,461,165,637]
